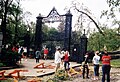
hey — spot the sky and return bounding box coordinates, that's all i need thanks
[21,0,109,32]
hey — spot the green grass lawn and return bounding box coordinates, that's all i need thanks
[111,59,120,68]
[0,79,13,82]
[99,59,120,68]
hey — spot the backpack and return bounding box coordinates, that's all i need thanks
[35,51,41,58]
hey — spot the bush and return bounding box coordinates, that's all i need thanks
[0,48,21,66]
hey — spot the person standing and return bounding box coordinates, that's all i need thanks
[43,48,49,60]
[18,46,24,63]
[35,48,41,63]
[54,48,63,72]
[63,49,70,71]
[61,48,65,65]
[92,51,100,80]
[22,47,27,61]
[102,51,111,82]
[82,53,89,79]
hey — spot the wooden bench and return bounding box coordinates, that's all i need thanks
[34,62,45,68]
[7,69,28,78]
[34,62,55,69]
[0,70,6,80]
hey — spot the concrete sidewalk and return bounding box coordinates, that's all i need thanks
[3,59,81,77]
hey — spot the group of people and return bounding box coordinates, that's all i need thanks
[33,47,111,82]
[54,48,70,72]
[45,47,111,82]
[35,47,49,63]
[12,46,28,62]
[34,47,71,73]
[83,50,111,82]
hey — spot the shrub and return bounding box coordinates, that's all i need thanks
[0,48,20,66]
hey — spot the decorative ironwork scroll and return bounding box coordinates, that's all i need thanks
[43,7,64,23]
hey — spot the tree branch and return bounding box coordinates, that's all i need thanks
[75,7,104,36]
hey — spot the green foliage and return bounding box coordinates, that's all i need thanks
[46,69,70,82]
[55,69,69,80]
[0,48,21,66]
[88,28,120,51]
[0,0,32,45]
[71,31,82,44]
[111,59,120,68]
[101,0,120,31]
[0,78,13,82]
[101,0,120,18]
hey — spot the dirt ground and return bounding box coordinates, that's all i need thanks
[18,67,120,82]
[63,68,120,82]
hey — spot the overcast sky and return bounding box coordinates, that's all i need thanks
[21,0,109,32]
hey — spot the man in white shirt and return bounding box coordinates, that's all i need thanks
[92,51,100,80]
[54,48,63,72]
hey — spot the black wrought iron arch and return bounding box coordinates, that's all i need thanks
[35,7,73,52]
[43,7,65,23]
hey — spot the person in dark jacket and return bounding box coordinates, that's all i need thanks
[35,48,41,63]
[82,53,89,79]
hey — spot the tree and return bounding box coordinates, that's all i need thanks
[0,0,14,45]
[0,0,33,46]
[66,1,104,36]
[57,22,65,32]
[8,0,23,45]
[101,0,120,35]
[71,30,82,45]
[88,28,120,51]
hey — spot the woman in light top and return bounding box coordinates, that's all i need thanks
[92,51,100,80]
[54,48,63,72]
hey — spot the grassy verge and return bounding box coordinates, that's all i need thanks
[111,59,120,68]
[0,79,13,82]
[98,59,120,68]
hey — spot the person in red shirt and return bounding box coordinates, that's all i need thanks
[102,51,111,82]
[63,49,70,71]
[12,46,18,52]
[43,48,49,60]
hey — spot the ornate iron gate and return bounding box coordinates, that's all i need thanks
[35,7,72,52]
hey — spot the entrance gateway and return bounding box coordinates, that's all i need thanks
[35,7,87,63]
[35,7,72,52]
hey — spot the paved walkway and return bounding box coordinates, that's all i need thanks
[3,59,81,77]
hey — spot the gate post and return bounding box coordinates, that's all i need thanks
[78,29,88,63]
[64,10,72,52]
[35,16,43,50]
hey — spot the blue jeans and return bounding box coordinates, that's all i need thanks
[94,64,99,76]
[102,65,111,82]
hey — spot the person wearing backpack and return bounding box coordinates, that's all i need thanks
[35,48,41,63]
